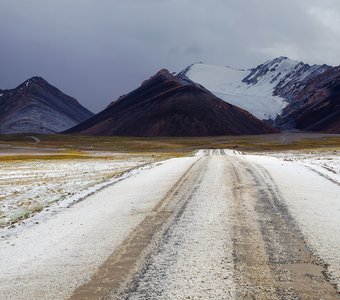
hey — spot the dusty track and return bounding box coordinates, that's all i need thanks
[69,150,338,299]
[1,150,338,299]
[70,157,206,299]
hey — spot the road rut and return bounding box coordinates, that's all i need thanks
[229,156,337,299]
[1,150,338,299]
[70,150,338,299]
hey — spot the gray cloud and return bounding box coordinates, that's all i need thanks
[1,0,340,112]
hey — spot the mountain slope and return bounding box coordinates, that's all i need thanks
[65,69,276,136]
[181,57,331,121]
[276,66,340,133]
[0,77,94,134]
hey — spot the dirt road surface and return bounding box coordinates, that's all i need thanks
[0,150,339,299]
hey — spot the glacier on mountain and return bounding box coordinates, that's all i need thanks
[181,57,330,121]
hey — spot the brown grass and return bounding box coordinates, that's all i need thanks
[0,132,339,160]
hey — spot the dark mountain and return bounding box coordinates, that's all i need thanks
[276,66,340,133]
[65,69,276,136]
[0,77,94,134]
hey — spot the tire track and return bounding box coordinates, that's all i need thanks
[229,156,338,299]
[229,159,279,299]
[69,150,338,299]
[119,158,210,299]
[118,156,235,299]
[69,157,207,300]
[305,165,340,186]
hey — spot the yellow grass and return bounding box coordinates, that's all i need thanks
[0,133,339,163]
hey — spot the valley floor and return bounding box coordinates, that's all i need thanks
[0,150,339,299]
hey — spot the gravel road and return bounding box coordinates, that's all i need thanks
[1,150,339,299]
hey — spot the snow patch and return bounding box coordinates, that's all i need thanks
[185,63,289,120]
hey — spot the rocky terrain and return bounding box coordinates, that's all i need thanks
[277,66,340,132]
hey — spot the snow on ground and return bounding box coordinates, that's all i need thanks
[244,152,340,288]
[184,63,288,120]
[1,149,339,297]
[0,157,154,226]
[0,157,198,300]
[263,150,340,185]
[127,156,235,299]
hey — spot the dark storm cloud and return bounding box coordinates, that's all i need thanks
[1,0,340,112]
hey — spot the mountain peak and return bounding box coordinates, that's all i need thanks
[182,57,332,121]
[0,77,94,134]
[155,68,172,77]
[141,69,174,86]
[65,69,276,136]
[264,56,299,68]
[243,56,304,86]
[28,76,47,82]
[274,56,289,62]
[15,76,50,91]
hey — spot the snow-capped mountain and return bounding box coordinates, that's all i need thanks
[0,77,94,134]
[65,69,276,136]
[180,57,331,121]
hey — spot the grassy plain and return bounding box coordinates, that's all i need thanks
[0,132,339,160]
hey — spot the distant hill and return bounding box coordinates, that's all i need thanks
[0,77,94,134]
[65,69,276,137]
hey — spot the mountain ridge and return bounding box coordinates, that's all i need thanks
[65,69,276,136]
[0,77,94,134]
[276,66,340,133]
[180,57,340,133]
[181,57,332,122]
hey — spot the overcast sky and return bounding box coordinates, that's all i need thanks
[1,0,340,112]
